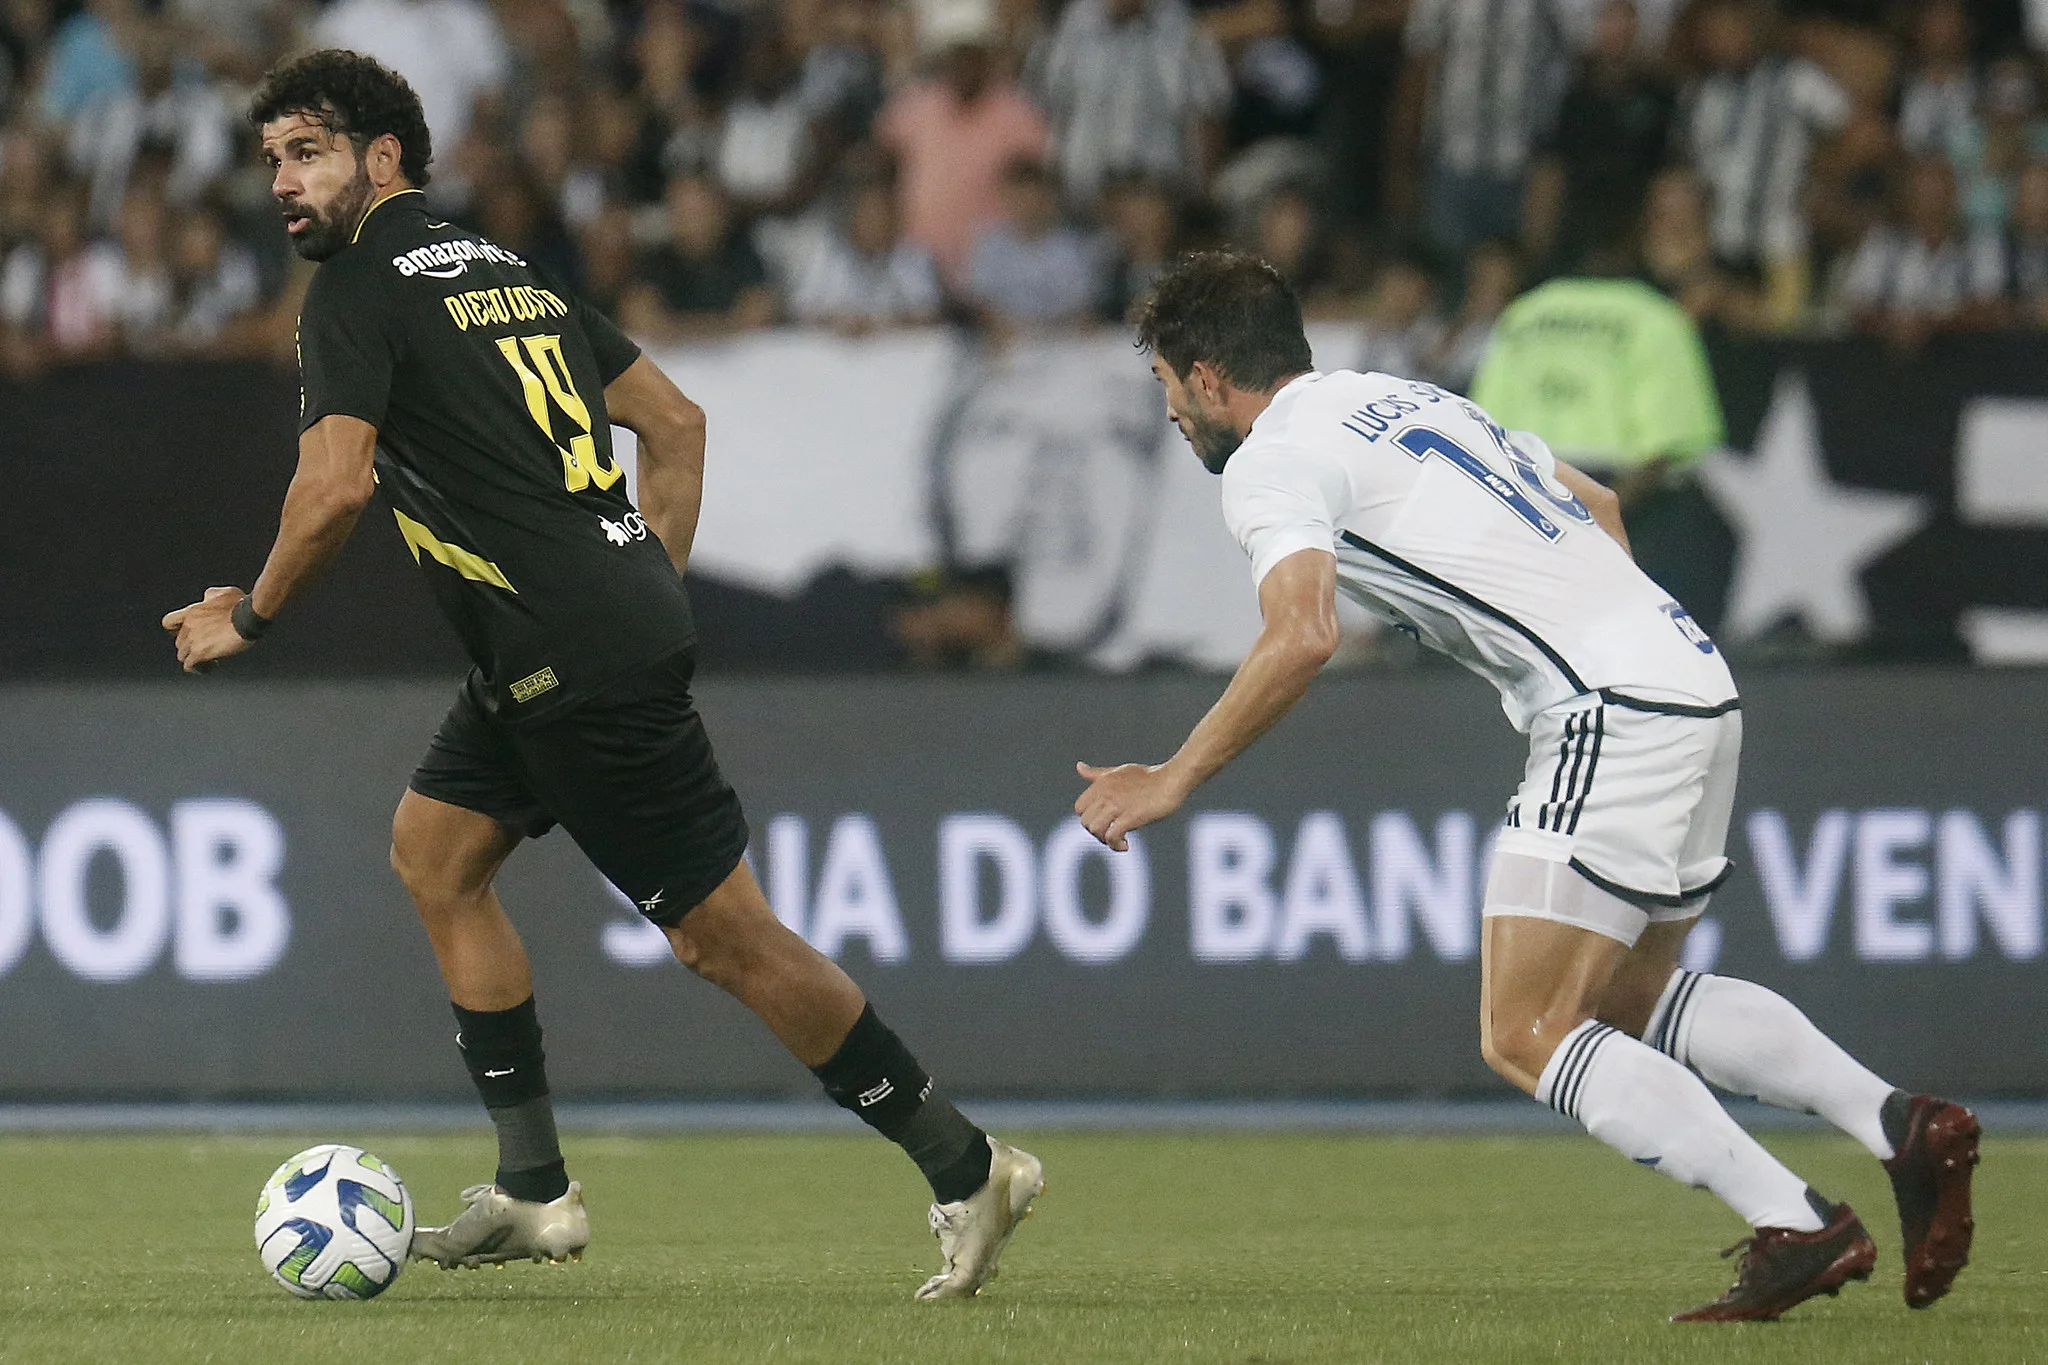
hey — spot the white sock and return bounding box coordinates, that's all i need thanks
[1646,969,1898,1159]
[1538,1020,1824,1231]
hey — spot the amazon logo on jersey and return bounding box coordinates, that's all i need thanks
[392,237,528,279]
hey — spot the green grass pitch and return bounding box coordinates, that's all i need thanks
[2,1130,2044,1363]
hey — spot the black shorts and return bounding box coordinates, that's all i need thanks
[409,651,750,927]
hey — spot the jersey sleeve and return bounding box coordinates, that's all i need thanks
[574,290,642,386]
[297,261,401,432]
[1220,441,1344,587]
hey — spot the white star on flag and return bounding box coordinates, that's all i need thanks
[1698,372,1929,644]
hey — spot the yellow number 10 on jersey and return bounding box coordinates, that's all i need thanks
[496,333,624,493]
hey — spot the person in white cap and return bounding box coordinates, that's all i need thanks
[876,0,1048,286]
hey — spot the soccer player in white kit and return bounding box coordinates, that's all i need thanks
[1074,251,1980,1321]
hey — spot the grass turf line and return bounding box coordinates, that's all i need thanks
[1,1132,2043,1364]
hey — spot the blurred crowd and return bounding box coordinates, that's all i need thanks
[4,0,2048,374]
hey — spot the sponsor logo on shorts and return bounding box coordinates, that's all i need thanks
[857,1080,894,1107]
[509,667,560,703]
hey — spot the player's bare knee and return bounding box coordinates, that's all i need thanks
[662,917,746,986]
[1483,1009,1581,1083]
[662,920,709,975]
[390,807,498,913]
[388,814,436,899]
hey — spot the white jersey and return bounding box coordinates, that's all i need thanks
[1220,370,1737,730]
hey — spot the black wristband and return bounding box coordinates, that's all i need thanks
[230,595,272,642]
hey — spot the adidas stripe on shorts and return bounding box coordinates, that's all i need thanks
[1490,692,1741,946]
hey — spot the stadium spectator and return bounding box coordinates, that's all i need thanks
[1301,0,1406,232]
[1680,0,1850,328]
[492,0,584,108]
[1095,173,1178,322]
[1641,168,1728,326]
[0,1,33,120]
[786,173,943,330]
[163,201,262,352]
[311,0,509,156]
[64,23,235,230]
[1394,0,1585,264]
[585,83,671,212]
[717,23,844,221]
[1834,156,1982,348]
[1948,56,2048,233]
[0,182,120,362]
[1352,251,1441,377]
[1203,0,1323,155]
[577,203,638,318]
[875,0,1048,286]
[620,172,777,342]
[167,0,287,76]
[631,0,722,195]
[1249,182,1338,309]
[37,0,137,127]
[97,179,173,352]
[1032,0,1231,207]
[966,155,1103,327]
[472,170,581,291]
[518,94,607,231]
[1525,0,1673,274]
[1971,158,2048,325]
[1897,0,1976,159]
[789,0,890,141]
[1428,237,1518,393]
[0,123,52,254]
[1807,103,1901,273]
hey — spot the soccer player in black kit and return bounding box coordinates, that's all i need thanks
[163,50,1042,1297]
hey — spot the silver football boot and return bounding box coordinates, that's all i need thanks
[915,1138,1044,1300]
[409,1181,590,1269]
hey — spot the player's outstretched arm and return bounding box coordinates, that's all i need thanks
[1075,548,1339,851]
[604,355,707,575]
[1553,457,1632,558]
[161,414,377,673]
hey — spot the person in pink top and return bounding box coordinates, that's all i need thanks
[876,0,1048,287]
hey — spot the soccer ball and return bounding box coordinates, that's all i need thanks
[254,1143,415,1299]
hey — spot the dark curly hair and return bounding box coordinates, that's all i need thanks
[1134,250,1312,392]
[249,49,433,188]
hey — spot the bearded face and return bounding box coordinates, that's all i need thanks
[1152,356,1246,474]
[263,114,379,262]
[1181,406,1245,474]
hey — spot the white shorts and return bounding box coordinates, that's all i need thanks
[1484,693,1741,946]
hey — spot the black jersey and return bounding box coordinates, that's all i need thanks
[297,189,695,721]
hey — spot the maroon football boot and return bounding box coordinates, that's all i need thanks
[1882,1094,1981,1309]
[1672,1202,1876,1323]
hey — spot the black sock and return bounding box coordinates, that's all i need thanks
[811,1004,992,1203]
[1880,1089,1914,1156]
[453,997,570,1203]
